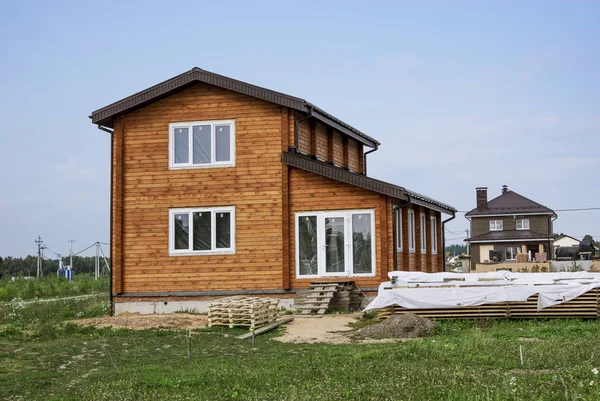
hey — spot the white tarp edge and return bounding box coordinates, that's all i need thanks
[363,271,600,312]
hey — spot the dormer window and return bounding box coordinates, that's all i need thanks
[169,120,235,169]
[516,219,530,230]
[489,220,503,231]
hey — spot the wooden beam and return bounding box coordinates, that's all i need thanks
[236,316,294,339]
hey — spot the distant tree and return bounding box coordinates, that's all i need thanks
[0,255,111,278]
[445,244,467,256]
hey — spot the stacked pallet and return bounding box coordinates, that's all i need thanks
[350,288,362,310]
[299,283,338,315]
[208,296,279,330]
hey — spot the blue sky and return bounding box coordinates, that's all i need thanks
[1,1,599,258]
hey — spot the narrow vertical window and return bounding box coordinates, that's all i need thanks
[174,127,189,164]
[192,212,211,251]
[396,210,403,250]
[174,213,190,250]
[352,213,372,274]
[216,212,231,249]
[408,209,415,252]
[298,215,318,276]
[420,213,427,253]
[431,217,437,254]
[192,125,211,164]
[215,125,231,162]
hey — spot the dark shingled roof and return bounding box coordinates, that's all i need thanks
[90,67,380,148]
[283,152,456,214]
[465,190,555,217]
[466,230,554,242]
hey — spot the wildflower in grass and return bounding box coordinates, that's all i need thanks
[590,381,595,386]
[592,368,599,375]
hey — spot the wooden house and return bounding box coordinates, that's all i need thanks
[90,67,456,313]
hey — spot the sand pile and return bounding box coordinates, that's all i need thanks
[353,313,436,339]
[72,312,207,330]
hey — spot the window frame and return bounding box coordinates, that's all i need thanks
[420,212,427,253]
[408,209,415,252]
[295,209,377,279]
[396,209,403,251]
[505,246,521,261]
[489,220,504,231]
[516,218,530,230]
[169,119,236,169]
[431,216,437,254]
[169,206,236,256]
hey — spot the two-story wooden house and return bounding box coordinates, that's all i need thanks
[465,186,557,269]
[90,67,456,314]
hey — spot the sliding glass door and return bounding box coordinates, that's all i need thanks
[296,210,375,278]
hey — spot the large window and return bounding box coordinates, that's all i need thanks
[516,219,530,230]
[396,210,403,250]
[431,216,437,254]
[489,220,503,231]
[296,209,376,278]
[506,246,521,260]
[420,213,427,253]
[169,120,235,169]
[169,207,235,255]
[408,209,415,252]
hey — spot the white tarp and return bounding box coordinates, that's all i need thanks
[364,271,600,312]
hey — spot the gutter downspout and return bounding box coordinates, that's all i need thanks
[291,106,313,152]
[442,212,457,272]
[363,145,378,175]
[98,124,114,315]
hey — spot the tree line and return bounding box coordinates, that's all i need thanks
[0,255,111,278]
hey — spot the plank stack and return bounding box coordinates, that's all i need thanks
[208,296,279,330]
[297,281,361,315]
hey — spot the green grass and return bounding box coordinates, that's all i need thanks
[0,275,109,302]
[2,299,600,400]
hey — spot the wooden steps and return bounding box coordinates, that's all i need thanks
[296,281,362,315]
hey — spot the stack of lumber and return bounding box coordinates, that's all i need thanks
[208,296,279,330]
[350,288,362,310]
[376,288,600,320]
[329,283,354,310]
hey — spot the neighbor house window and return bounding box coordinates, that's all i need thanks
[408,209,415,252]
[431,217,437,254]
[396,210,403,250]
[505,246,521,260]
[296,209,376,278]
[516,219,530,230]
[169,120,235,169]
[169,207,235,255]
[489,220,503,231]
[420,213,427,253]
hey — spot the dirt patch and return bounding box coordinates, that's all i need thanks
[353,313,436,339]
[72,312,207,331]
[275,313,413,344]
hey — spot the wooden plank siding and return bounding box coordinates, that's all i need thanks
[115,83,285,293]
[288,168,389,289]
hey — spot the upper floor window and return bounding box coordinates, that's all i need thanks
[396,210,403,251]
[431,217,437,254]
[420,213,427,253]
[408,209,415,252]
[169,120,235,169]
[489,220,503,231]
[516,219,530,230]
[169,206,235,255]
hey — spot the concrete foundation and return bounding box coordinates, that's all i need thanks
[114,298,296,315]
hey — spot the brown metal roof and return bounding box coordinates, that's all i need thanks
[282,152,456,214]
[465,190,555,217]
[465,230,554,242]
[90,67,380,148]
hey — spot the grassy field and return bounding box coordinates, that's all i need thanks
[2,296,600,400]
[0,276,109,302]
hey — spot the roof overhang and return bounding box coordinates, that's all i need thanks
[282,152,456,215]
[467,238,554,243]
[90,67,380,148]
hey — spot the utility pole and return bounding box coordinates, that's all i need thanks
[69,239,75,272]
[35,235,43,279]
[95,242,100,280]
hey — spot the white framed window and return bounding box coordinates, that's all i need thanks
[431,216,437,254]
[169,206,235,255]
[516,219,530,230]
[295,209,376,278]
[169,120,235,169]
[489,220,503,231]
[505,246,521,260]
[408,209,415,252]
[396,210,403,251]
[420,213,427,253]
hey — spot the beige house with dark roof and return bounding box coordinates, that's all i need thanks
[465,186,557,268]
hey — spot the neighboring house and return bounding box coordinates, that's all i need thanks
[465,186,557,265]
[90,67,456,313]
[553,234,581,249]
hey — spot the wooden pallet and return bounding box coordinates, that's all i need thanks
[376,288,600,320]
[299,283,339,315]
[208,296,279,330]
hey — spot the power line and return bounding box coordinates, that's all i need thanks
[72,242,98,257]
